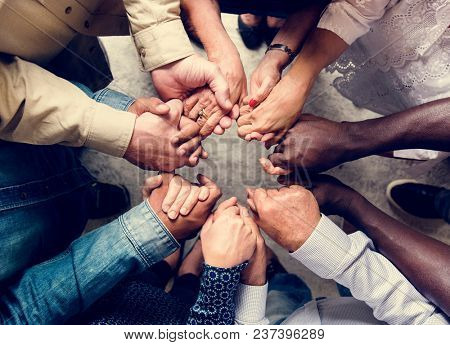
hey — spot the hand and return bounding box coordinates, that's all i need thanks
[237,75,305,146]
[267,114,356,174]
[278,173,360,218]
[240,216,267,286]
[247,186,320,252]
[128,97,170,116]
[124,99,206,171]
[151,54,232,111]
[183,87,235,138]
[146,173,222,241]
[200,200,257,268]
[143,174,210,220]
[248,51,284,106]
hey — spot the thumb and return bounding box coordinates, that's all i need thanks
[142,174,163,198]
[133,97,171,116]
[253,77,273,104]
[203,61,233,111]
[166,99,183,128]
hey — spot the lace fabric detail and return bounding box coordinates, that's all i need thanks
[326,0,450,115]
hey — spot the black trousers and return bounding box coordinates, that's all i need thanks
[218,0,316,18]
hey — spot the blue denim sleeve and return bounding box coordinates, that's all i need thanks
[0,201,179,325]
[187,263,247,325]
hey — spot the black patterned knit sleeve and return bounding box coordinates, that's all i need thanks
[187,263,247,325]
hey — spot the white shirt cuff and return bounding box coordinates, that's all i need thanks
[234,283,269,325]
[290,215,352,278]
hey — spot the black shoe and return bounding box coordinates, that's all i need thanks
[87,182,130,219]
[264,26,280,46]
[238,15,265,50]
[386,179,444,219]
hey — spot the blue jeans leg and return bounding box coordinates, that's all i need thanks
[266,273,312,325]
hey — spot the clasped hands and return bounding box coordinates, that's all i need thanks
[143,173,321,284]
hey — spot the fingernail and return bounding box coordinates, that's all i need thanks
[180,208,188,215]
[178,149,186,156]
[162,204,169,213]
[225,100,233,109]
[249,99,257,108]
[169,211,177,219]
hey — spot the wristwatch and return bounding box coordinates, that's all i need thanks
[265,44,296,62]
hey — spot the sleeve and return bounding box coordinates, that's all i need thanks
[0,200,180,325]
[0,56,136,157]
[123,0,195,71]
[317,0,392,45]
[290,215,448,325]
[234,283,270,325]
[187,263,247,325]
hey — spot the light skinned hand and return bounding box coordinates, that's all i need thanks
[237,75,305,147]
[246,186,320,252]
[200,201,257,268]
[146,173,222,241]
[151,54,233,111]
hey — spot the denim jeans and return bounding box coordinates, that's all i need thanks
[266,273,312,325]
[0,85,179,324]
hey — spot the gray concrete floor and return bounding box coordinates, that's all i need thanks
[82,14,450,298]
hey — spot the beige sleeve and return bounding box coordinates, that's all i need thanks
[123,0,195,71]
[0,56,136,157]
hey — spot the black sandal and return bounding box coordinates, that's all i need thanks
[238,15,265,50]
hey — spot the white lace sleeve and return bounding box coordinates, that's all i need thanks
[318,0,394,45]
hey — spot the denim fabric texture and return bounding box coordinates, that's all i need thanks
[266,273,313,325]
[0,84,178,324]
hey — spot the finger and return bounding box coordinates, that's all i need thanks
[198,186,210,201]
[204,62,233,111]
[213,125,225,135]
[172,120,201,145]
[219,116,232,129]
[249,132,263,141]
[142,175,163,198]
[268,153,289,169]
[261,133,275,142]
[252,188,269,213]
[253,77,273,104]
[215,196,238,219]
[162,175,183,213]
[180,185,201,216]
[237,125,258,138]
[166,99,183,127]
[189,98,210,122]
[231,104,240,119]
[187,146,203,167]
[167,178,191,220]
[132,97,171,116]
[197,174,222,201]
[265,130,286,149]
[184,94,200,118]
[200,149,209,159]
[178,136,201,157]
[237,115,252,127]
[240,206,259,233]
[259,157,290,175]
[200,107,223,137]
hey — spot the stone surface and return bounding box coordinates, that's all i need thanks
[82,14,450,298]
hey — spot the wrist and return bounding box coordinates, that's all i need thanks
[207,40,240,63]
[263,49,291,71]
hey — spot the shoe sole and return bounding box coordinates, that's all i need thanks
[386,179,441,220]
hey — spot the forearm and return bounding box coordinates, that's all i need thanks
[181,0,238,60]
[0,201,179,324]
[284,28,348,99]
[268,2,327,70]
[348,98,450,157]
[344,193,450,316]
[0,57,135,157]
[187,263,246,325]
[292,215,447,324]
